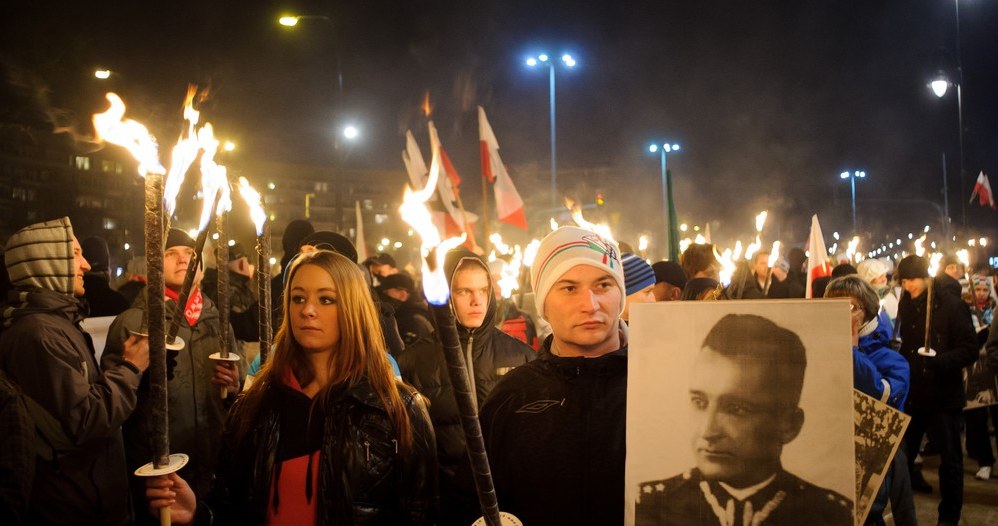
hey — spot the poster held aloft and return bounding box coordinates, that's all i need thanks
[853,390,911,525]
[626,300,855,526]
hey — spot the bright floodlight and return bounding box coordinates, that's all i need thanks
[930,78,949,98]
[526,57,538,67]
[279,16,300,27]
[562,54,576,67]
[857,171,866,178]
[94,69,111,80]
[664,144,673,153]
[343,125,359,140]
[648,144,659,153]
[538,54,549,62]
[672,144,681,151]
[840,171,849,179]
[223,141,236,152]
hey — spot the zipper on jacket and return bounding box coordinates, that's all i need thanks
[465,336,478,411]
[392,438,398,454]
[364,440,371,462]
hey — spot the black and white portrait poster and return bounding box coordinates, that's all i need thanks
[626,300,855,526]
[853,389,910,525]
[965,353,998,409]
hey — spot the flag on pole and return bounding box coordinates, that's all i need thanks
[969,171,996,209]
[805,214,832,298]
[428,122,477,237]
[402,130,428,190]
[354,201,369,263]
[478,106,527,230]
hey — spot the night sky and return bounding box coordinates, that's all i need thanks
[2,0,996,248]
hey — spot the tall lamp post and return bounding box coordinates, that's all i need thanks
[526,53,576,210]
[649,142,681,260]
[840,170,866,233]
[333,123,360,230]
[929,70,965,228]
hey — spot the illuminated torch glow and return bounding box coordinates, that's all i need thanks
[93,92,187,525]
[398,137,507,526]
[237,177,272,366]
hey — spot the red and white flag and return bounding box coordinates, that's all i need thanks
[428,121,476,237]
[479,106,527,230]
[969,171,996,209]
[354,200,369,262]
[805,214,832,298]
[401,130,428,190]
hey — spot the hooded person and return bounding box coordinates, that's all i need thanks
[858,257,900,326]
[101,228,244,523]
[377,273,435,346]
[80,235,129,316]
[0,217,149,525]
[480,226,628,526]
[391,246,535,526]
[200,242,259,344]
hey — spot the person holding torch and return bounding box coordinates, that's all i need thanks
[102,228,243,520]
[480,226,629,526]
[145,249,437,524]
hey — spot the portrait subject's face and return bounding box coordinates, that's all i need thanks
[688,347,798,487]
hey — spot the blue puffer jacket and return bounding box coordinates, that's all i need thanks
[854,309,909,409]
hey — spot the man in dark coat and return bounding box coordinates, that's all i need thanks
[634,314,852,526]
[377,273,434,346]
[480,226,627,526]
[80,235,129,316]
[0,217,149,525]
[102,229,242,524]
[394,246,535,525]
[895,255,977,526]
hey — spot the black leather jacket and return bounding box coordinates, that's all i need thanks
[198,378,437,525]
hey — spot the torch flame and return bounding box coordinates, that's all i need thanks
[744,236,762,261]
[523,239,542,268]
[566,197,615,242]
[421,91,433,117]
[845,236,861,263]
[549,218,559,231]
[399,121,465,305]
[732,240,744,261]
[238,177,267,236]
[92,93,165,176]
[956,249,970,269]
[638,235,649,253]
[927,252,943,277]
[164,86,202,217]
[755,211,768,233]
[717,247,736,286]
[195,123,231,231]
[914,234,927,257]
[768,241,782,268]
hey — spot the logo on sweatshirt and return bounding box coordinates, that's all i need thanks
[515,398,565,414]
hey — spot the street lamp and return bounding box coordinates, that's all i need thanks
[342,124,359,140]
[840,170,866,233]
[526,52,577,209]
[649,142,681,260]
[928,69,965,228]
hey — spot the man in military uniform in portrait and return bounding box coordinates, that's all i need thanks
[635,314,853,526]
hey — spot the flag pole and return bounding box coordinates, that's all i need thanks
[454,191,479,251]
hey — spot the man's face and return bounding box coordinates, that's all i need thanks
[164,245,195,290]
[752,254,770,278]
[384,287,409,303]
[451,266,490,329]
[622,284,656,320]
[688,348,801,487]
[944,263,964,280]
[900,277,927,298]
[72,236,91,297]
[974,284,990,304]
[544,264,622,357]
[653,281,681,302]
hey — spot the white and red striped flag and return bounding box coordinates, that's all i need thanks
[428,121,476,237]
[478,106,527,230]
[805,214,832,298]
[969,171,996,209]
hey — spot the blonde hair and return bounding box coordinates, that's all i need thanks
[236,250,412,452]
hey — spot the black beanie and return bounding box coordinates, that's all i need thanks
[165,229,196,250]
[282,219,315,255]
[896,255,929,280]
[299,231,358,263]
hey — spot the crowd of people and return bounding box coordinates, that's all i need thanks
[0,215,995,526]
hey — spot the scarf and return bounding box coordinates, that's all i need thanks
[164,286,203,327]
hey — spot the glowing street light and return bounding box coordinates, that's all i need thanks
[343,124,360,140]
[278,16,300,27]
[649,141,682,260]
[94,69,112,80]
[222,141,236,152]
[525,51,578,209]
[840,170,866,233]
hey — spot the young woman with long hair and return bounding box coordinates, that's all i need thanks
[146,250,437,525]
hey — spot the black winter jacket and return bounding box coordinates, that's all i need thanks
[0,288,141,525]
[392,248,535,525]
[196,377,437,525]
[480,339,627,526]
[896,284,978,412]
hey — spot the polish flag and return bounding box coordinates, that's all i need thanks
[479,106,527,230]
[969,172,996,209]
[401,130,429,190]
[428,122,476,235]
[805,214,832,298]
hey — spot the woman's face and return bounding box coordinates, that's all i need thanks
[975,284,991,304]
[289,264,341,355]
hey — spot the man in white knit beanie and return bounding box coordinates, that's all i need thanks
[480,226,628,525]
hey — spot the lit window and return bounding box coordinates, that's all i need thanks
[101,160,113,172]
[103,217,116,230]
[363,199,373,210]
[374,214,388,225]
[74,156,90,170]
